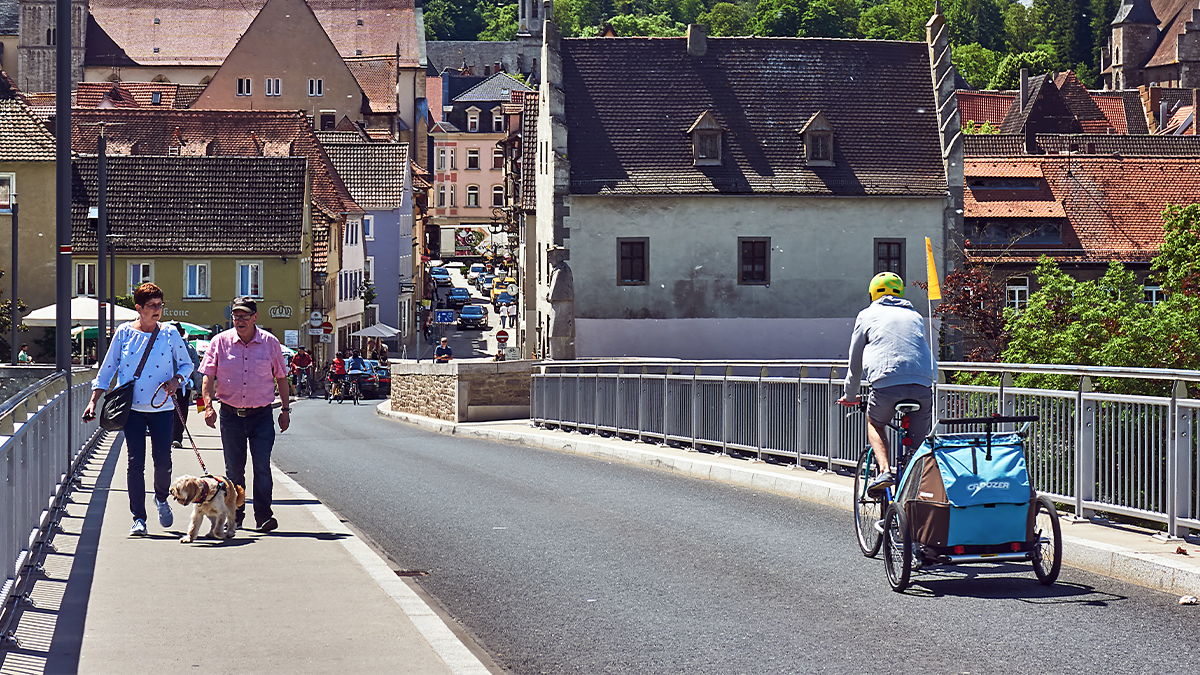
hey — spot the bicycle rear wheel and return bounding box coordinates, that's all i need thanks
[854,447,885,557]
[883,504,913,592]
[352,383,360,405]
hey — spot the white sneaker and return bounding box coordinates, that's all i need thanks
[129,518,148,536]
[155,498,174,528]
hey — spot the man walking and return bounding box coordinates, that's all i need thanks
[199,297,290,532]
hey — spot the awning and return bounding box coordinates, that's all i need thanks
[23,297,140,327]
[349,323,402,338]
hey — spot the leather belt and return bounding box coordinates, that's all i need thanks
[221,403,271,417]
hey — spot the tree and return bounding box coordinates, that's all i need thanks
[1033,0,1090,70]
[424,0,486,41]
[858,1,907,40]
[700,2,753,36]
[607,12,687,35]
[1140,204,1200,374]
[1002,0,1041,53]
[988,49,1055,88]
[479,1,520,41]
[1088,0,1120,70]
[751,0,806,36]
[934,265,1009,363]
[946,0,1006,51]
[954,42,1001,89]
[803,0,860,37]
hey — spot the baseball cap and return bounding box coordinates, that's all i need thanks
[231,296,258,314]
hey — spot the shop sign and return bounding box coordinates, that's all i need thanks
[269,305,294,319]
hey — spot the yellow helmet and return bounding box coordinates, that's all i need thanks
[869,272,904,302]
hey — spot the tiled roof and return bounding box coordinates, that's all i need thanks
[364,128,393,141]
[0,73,57,161]
[1000,74,1084,135]
[1035,133,1200,155]
[562,37,946,196]
[956,91,1015,128]
[77,82,203,109]
[324,141,409,210]
[964,156,1200,263]
[1052,71,1112,133]
[69,108,361,218]
[316,130,367,144]
[521,91,537,211]
[71,155,307,255]
[425,41,523,77]
[1091,92,1131,133]
[964,161,1043,178]
[411,161,431,190]
[1145,0,1197,68]
[311,210,333,274]
[966,199,1066,218]
[453,72,533,103]
[0,0,16,35]
[346,56,398,113]
[86,0,420,68]
[1163,105,1194,134]
[964,134,1026,156]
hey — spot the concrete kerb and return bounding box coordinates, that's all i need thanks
[376,402,1200,598]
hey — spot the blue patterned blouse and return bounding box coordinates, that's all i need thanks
[91,322,195,413]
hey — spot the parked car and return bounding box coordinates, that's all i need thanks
[492,292,514,310]
[359,359,390,398]
[457,304,489,329]
[429,267,451,286]
[446,287,471,309]
[467,263,486,282]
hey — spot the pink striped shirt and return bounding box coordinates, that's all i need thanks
[198,327,287,409]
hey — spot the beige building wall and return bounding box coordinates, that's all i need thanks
[0,160,57,315]
[84,66,217,85]
[1,36,19,84]
[189,0,365,125]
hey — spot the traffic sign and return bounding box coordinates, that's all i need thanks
[320,321,333,335]
[434,310,456,324]
[504,346,521,361]
[496,330,509,344]
[307,328,324,336]
[319,334,333,343]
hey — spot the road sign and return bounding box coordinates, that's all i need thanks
[320,321,333,335]
[309,311,323,328]
[319,334,333,343]
[504,347,521,361]
[307,328,324,336]
[495,330,509,344]
[434,310,456,324]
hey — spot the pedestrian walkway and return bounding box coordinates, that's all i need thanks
[0,410,493,675]
[376,404,1200,599]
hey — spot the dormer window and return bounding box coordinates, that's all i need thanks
[800,111,835,167]
[466,106,481,132]
[687,110,722,166]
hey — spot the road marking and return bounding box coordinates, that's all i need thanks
[273,467,492,675]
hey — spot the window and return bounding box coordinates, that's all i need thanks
[129,261,154,292]
[467,148,480,169]
[184,261,210,299]
[874,238,905,279]
[365,257,374,283]
[493,110,504,132]
[1144,285,1164,306]
[265,77,281,96]
[151,91,162,105]
[467,108,480,132]
[363,215,374,241]
[466,185,480,207]
[437,148,446,171]
[493,148,505,170]
[308,78,324,97]
[801,111,835,166]
[617,238,648,285]
[237,261,263,298]
[809,133,832,162]
[344,219,359,245]
[1007,276,1029,311]
[437,185,446,207]
[46,28,56,46]
[75,263,96,297]
[0,174,13,212]
[320,114,336,130]
[449,149,457,170]
[694,133,721,164]
[449,185,457,207]
[236,77,252,96]
[492,185,505,207]
[738,237,770,285]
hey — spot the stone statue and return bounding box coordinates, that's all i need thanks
[546,246,575,360]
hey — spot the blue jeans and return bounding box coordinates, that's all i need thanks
[124,410,174,522]
[219,406,275,525]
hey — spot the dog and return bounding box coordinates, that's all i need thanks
[169,474,246,543]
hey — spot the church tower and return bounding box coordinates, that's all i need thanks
[18,0,88,93]
[1109,0,1160,90]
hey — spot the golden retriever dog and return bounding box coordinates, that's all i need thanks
[169,474,246,543]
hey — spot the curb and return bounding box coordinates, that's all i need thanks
[376,403,1200,597]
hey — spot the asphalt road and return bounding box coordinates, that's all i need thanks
[274,402,1200,675]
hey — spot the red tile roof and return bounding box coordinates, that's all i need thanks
[1145,0,1197,68]
[78,82,205,109]
[966,199,1066,218]
[957,91,1014,128]
[346,56,398,114]
[1091,92,1131,134]
[1163,104,1194,134]
[964,161,1043,178]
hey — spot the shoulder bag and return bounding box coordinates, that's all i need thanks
[99,324,160,431]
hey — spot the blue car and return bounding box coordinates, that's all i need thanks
[429,268,451,286]
[457,304,489,329]
[447,287,471,309]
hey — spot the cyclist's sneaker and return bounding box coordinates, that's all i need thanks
[866,471,895,495]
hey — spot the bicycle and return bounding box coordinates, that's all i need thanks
[345,373,363,406]
[848,398,925,558]
[327,374,345,404]
[293,369,312,399]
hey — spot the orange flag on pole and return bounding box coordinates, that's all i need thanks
[925,237,942,301]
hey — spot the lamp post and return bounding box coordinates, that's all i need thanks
[303,268,328,365]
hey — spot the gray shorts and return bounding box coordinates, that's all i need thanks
[867,383,934,440]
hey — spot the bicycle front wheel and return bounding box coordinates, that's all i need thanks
[854,447,885,557]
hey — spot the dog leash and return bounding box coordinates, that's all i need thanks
[154,384,209,475]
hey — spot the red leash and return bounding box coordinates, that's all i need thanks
[154,384,208,475]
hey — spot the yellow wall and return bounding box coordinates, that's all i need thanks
[0,161,58,314]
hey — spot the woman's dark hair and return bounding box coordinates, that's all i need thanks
[133,282,164,306]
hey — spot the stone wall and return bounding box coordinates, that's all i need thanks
[390,360,533,422]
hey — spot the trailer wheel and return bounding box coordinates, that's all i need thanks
[1032,494,1062,585]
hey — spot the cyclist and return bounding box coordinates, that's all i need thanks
[328,351,347,400]
[346,349,368,398]
[836,272,937,495]
[290,347,313,396]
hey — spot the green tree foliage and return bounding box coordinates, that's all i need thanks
[858,1,908,40]
[479,1,520,40]
[1143,205,1200,373]
[954,42,1001,89]
[1033,0,1090,69]
[424,0,486,40]
[962,119,1000,133]
[607,12,688,35]
[988,49,1055,88]
[1002,1,1041,53]
[699,2,753,35]
[945,0,1005,51]
[752,0,806,36]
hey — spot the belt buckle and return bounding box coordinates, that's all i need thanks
[236,407,249,417]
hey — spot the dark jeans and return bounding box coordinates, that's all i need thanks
[219,406,275,525]
[171,388,190,443]
[124,410,174,522]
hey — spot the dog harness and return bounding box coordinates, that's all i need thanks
[187,476,227,505]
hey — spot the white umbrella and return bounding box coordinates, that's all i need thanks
[23,297,139,327]
[280,344,295,356]
[349,323,401,338]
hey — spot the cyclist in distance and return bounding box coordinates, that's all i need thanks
[328,351,346,396]
[836,272,938,495]
[346,349,368,395]
[290,346,313,394]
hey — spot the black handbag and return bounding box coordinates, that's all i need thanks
[99,324,160,431]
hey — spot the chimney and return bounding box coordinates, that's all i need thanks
[687,24,707,57]
[1160,100,1170,132]
[542,0,552,21]
[494,61,502,74]
[1019,68,1029,110]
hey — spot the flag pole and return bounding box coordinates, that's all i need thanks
[924,237,942,353]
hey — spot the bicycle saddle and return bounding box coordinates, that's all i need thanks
[895,399,922,414]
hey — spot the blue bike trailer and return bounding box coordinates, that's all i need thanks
[896,432,1036,548]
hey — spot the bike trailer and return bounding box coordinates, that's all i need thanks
[895,432,1036,548]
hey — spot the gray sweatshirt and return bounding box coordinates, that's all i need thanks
[843,296,937,400]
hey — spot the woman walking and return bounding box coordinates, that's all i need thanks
[82,283,195,536]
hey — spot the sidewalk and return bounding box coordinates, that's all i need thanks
[0,409,493,675]
[377,404,1200,599]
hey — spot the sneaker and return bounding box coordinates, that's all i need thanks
[129,519,148,536]
[866,471,895,496]
[171,440,183,448]
[256,517,278,533]
[155,497,174,528]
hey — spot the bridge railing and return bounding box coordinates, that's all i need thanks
[531,360,1200,538]
[1,369,102,638]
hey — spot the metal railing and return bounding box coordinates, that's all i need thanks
[1,369,103,638]
[531,360,1200,538]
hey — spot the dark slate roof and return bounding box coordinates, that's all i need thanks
[521,92,537,211]
[426,41,523,76]
[561,37,946,196]
[1112,0,1159,25]
[71,155,307,255]
[0,73,57,161]
[453,72,532,103]
[1000,74,1083,135]
[323,141,409,210]
[1035,134,1200,155]
[964,134,1026,156]
[0,0,17,35]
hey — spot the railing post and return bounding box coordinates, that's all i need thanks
[1074,375,1095,521]
[638,366,648,442]
[1000,371,1015,431]
[935,369,948,434]
[722,365,732,457]
[826,366,840,472]
[664,366,672,444]
[691,366,700,451]
[796,366,808,464]
[574,366,582,430]
[617,366,625,433]
[756,366,767,461]
[1164,380,1190,539]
